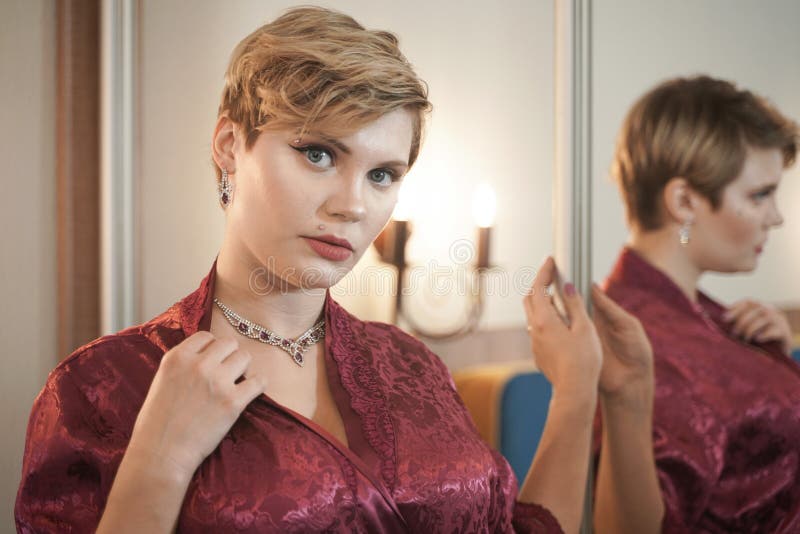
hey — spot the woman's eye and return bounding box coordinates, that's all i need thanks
[294,146,333,168]
[752,189,772,201]
[368,169,394,187]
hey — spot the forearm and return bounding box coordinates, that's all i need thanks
[518,390,597,534]
[593,386,663,534]
[97,447,193,534]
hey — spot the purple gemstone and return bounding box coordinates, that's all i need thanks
[294,352,304,364]
[259,331,269,341]
[221,193,229,204]
[238,323,248,334]
[281,339,291,348]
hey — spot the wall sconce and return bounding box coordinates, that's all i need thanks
[374,183,496,339]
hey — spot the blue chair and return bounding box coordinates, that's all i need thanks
[453,363,552,483]
[498,371,552,482]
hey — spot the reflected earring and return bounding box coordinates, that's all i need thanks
[219,168,233,208]
[679,221,691,246]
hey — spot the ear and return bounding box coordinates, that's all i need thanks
[211,115,239,176]
[662,177,701,225]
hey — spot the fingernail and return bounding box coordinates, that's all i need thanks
[564,283,576,296]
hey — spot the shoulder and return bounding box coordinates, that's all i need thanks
[45,305,184,414]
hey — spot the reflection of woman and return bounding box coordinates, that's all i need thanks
[16,7,657,533]
[597,76,800,532]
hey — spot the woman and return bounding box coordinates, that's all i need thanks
[597,75,800,533]
[16,7,658,533]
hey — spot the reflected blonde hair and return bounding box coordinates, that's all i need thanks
[216,6,431,179]
[613,75,798,230]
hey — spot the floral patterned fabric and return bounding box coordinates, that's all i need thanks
[16,259,562,533]
[596,248,800,533]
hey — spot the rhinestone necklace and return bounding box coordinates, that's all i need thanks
[213,298,325,367]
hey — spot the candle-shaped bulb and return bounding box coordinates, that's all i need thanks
[472,182,496,228]
[392,183,412,222]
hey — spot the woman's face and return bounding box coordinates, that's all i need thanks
[691,146,785,273]
[227,108,414,290]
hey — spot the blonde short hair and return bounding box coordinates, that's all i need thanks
[613,76,798,230]
[216,6,431,179]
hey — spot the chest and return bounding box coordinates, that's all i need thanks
[209,314,348,446]
[652,324,800,453]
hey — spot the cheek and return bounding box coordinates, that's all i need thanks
[714,203,761,244]
[365,194,398,236]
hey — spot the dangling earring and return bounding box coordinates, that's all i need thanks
[219,168,233,208]
[679,220,691,246]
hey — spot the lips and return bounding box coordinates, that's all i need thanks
[302,235,354,262]
[311,234,353,251]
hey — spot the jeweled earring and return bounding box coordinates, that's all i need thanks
[219,168,233,208]
[679,221,691,246]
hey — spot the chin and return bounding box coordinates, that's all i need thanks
[295,260,355,289]
[722,258,759,274]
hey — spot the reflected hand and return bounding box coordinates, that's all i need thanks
[724,299,793,356]
[591,283,653,402]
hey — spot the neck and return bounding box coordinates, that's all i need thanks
[628,226,703,303]
[213,239,327,338]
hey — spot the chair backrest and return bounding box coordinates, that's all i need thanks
[499,372,552,483]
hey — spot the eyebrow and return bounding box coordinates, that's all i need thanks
[321,135,409,169]
[321,135,351,155]
[752,182,779,190]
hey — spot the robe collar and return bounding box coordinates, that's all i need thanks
[605,246,724,319]
[606,246,788,359]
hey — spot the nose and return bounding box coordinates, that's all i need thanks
[322,173,366,223]
[768,199,784,228]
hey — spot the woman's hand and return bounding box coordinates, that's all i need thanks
[724,299,794,356]
[591,284,654,404]
[126,331,267,481]
[591,285,663,534]
[523,257,602,399]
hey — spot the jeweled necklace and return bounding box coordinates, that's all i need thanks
[213,298,325,367]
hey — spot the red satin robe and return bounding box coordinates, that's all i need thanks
[596,248,800,533]
[16,259,562,533]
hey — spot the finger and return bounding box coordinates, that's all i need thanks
[560,281,590,327]
[723,300,757,322]
[179,330,217,353]
[200,336,241,364]
[754,325,783,343]
[530,256,556,305]
[590,283,629,326]
[523,290,558,332]
[522,292,534,325]
[731,306,767,336]
[219,349,253,382]
[741,316,771,340]
[235,373,268,407]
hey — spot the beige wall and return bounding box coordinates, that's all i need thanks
[0,0,56,531]
[137,0,555,333]
[592,0,800,307]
